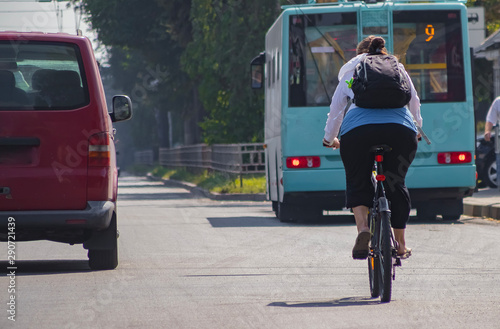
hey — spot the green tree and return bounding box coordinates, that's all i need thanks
[467,0,500,34]
[78,0,198,149]
[183,0,281,143]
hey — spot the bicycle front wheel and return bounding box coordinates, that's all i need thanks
[379,211,393,303]
[368,211,380,298]
[368,252,380,297]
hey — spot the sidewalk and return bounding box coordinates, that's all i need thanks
[463,188,500,219]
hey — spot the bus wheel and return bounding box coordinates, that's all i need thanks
[277,202,297,223]
[441,214,461,221]
[417,208,436,221]
[272,201,278,214]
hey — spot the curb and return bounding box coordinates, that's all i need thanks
[147,175,267,201]
[463,201,500,220]
[147,175,500,217]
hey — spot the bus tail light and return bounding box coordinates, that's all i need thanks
[286,156,320,168]
[437,152,472,164]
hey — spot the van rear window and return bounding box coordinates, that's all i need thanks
[0,41,89,110]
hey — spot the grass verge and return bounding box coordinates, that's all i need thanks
[149,166,265,194]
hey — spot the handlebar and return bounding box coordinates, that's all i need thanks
[417,126,431,145]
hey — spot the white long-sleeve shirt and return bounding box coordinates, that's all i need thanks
[323,54,423,143]
[486,96,500,125]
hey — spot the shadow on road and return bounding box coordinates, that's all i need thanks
[268,296,381,308]
[0,260,91,275]
[206,213,463,228]
[207,215,355,228]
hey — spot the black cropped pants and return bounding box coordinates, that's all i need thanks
[339,123,418,229]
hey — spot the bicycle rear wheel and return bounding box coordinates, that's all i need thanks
[379,211,393,303]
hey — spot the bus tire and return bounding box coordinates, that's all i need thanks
[272,201,278,214]
[277,202,297,223]
[417,208,436,221]
[441,214,461,221]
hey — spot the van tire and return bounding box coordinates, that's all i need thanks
[87,214,119,270]
[88,247,118,270]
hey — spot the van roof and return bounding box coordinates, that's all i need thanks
[0,31,88,42]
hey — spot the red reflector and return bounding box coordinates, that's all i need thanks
[286,156,320,168]
[375,155,383,162]
[376,174,386,181]
[437,152,472,164]
[66,219,87,225]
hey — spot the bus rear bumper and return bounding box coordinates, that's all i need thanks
[279,186,474,212]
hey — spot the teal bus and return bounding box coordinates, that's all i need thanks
[251,0,476,221]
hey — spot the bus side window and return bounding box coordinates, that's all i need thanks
[289,21,306,106]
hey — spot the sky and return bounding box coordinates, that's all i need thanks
[0,1,104,59]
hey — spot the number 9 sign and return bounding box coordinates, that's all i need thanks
[425,24,435,42]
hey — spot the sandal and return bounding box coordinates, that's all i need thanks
[352,231,371,259]
[398,248,412,259]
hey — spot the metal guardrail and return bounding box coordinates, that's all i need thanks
[157,143,265,175]
[134,149,154,166]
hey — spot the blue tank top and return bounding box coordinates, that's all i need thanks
[339,107,417,136]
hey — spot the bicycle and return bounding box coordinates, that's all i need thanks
[367,144,401,303]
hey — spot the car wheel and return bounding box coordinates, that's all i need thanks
[483,156,498,188]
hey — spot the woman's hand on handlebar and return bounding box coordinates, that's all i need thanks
[323,137,340,149]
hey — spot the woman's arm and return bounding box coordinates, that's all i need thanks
[323,80,352,143]
[401,63,422,127]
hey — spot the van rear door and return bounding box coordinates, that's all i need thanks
[0,41,91,211]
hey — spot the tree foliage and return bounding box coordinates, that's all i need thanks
[467,0,500,34]
[78,0,284,146]
[77,0,195,150]
[182,0,281,143]
[78,0,499,148]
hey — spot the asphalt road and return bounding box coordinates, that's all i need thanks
[1,176,499,328]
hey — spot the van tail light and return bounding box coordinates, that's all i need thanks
[286,156,320,168]
[88,133,111,167]
[437,152,472,164]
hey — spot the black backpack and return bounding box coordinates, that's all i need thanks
[351,54,411,108]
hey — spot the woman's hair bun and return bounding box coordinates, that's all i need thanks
[369,37,385,54]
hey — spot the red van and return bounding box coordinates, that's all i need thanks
[0,32,132,270]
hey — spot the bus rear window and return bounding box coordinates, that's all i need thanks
[393,10,465,103]
[0,41,89,110]
[289,12,357,107]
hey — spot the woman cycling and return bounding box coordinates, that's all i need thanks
[322,36,422,260]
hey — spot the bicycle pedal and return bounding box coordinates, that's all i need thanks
[394,258,402,266]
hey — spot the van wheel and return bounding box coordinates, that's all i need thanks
[88,247,118,270]
[87,214,118,270]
